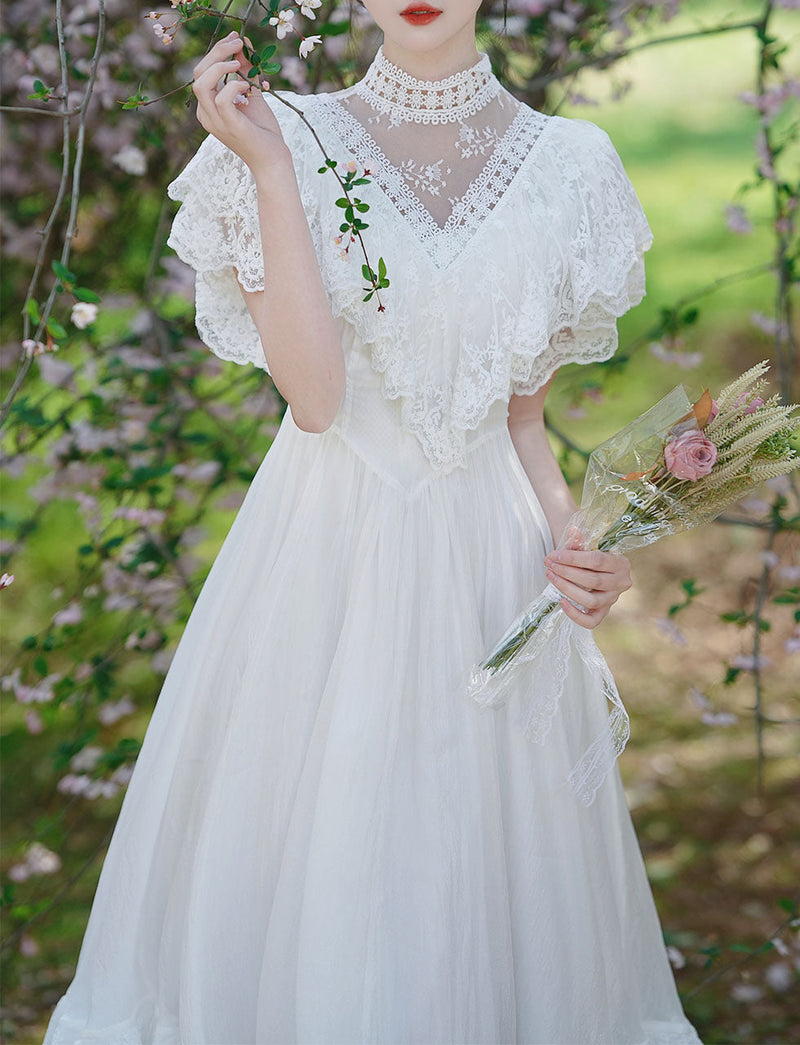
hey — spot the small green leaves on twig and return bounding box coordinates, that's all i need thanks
[362,258,389,308]
[315,155,388,310]
[242,41,281,79]
[121,85,149,110]
[27,80,55,102]
[51,260,100,304]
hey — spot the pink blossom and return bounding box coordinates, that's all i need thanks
[9,842,61,882]
[53,600,83,627]
[655,617,686,646]
[732,653,771,672]
[19,934,38,957]
[724,204,752,234]
[750,311,779,336]
[70,745,103,772]
[38,353,75,386]
[97,696,136,725]
[709,399,719,421]
[664,431,718,481]
[648,342,703,370]
[701,710,738,727]
[112,506,166,526]
[25,709,43,734]
[0,572,14,589]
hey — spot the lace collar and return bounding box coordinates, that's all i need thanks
[353,45,501,126]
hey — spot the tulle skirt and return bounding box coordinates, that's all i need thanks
[43,407,702,1045]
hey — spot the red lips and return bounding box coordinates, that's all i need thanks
[400,3,442,24]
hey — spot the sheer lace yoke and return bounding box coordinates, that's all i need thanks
[309,47,549,270]
[167,46,653,474]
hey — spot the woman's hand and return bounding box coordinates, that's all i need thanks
[191,32,290,174]
[543,529,632,629]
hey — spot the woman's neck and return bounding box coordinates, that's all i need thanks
[381,28,480,82]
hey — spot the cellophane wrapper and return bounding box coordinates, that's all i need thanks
[468,385,700,805]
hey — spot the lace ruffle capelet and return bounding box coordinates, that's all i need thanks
[167,47,653,472]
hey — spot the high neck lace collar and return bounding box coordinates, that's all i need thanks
[354,45,500,125]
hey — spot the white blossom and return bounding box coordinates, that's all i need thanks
[269,9,295,38]
[112,144,147,176]
[71,301,98,328]
[298,0,321,18]
[298,34,322,59]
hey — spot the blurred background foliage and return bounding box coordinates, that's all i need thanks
[1,0,798,1041]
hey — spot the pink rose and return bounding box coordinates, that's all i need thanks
[709,398,719,420]
[664,431,718,481]
[734,393,764,415]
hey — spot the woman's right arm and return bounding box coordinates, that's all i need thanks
[192,34,345,433]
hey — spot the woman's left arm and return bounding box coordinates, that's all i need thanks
[507,378,632,629]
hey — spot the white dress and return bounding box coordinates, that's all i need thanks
[43,47,704,1045]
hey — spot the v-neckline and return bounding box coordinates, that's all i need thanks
[309,94,551,272]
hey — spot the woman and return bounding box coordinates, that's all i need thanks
[43,1,704,1042]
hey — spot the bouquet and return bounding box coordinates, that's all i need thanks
[467,361,799,804]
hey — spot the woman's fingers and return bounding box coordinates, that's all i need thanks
[541,547,632,630]
[545,561,618,592]
[545,571,607,611]
[559,598,605,629]
[545,549,631,587]
[192,33,243,83]
[193,57,240,105]
[214,78,252,109]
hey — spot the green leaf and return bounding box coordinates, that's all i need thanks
[334,198,349,208]
[25,298,41,324]
[362,264,373,281]
[719,611,749,625]
[52,260,76,284]
[34,656,49,676]
[722,666,741,686]
[378,257,386,280]
[262,62,281,75]
[319,20,350,35]
[74,287,101,303]
[46,318,68,339]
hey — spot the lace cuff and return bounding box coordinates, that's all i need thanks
[511,120,653,396]
[166,111,279,373]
